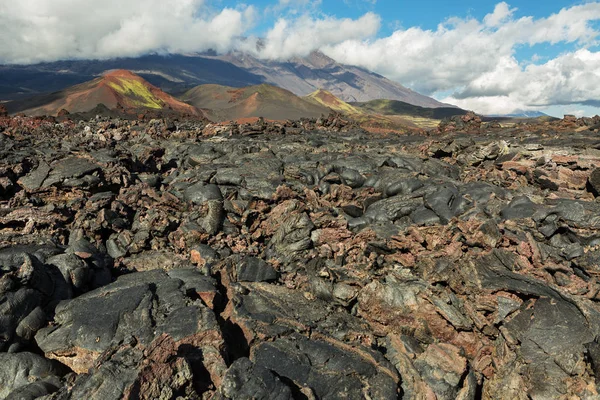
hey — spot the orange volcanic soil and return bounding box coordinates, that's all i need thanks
[181,83,328,121]
[22,70,200,117]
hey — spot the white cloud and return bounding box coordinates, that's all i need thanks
[0,0,376,64]
[567,109,586,117]
[244,12,380,60]
[444,49,600,115]
[321,2,600,114]
[0,0,255,63]
[483,2,517,27]
[1,0,600,115]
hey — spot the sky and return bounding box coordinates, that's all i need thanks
[1,0,600,116]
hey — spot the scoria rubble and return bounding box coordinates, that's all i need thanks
[1,111,600,399]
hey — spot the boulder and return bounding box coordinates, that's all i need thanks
[35,269,226,380]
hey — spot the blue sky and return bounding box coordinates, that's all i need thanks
[215,0,600,116]
[2,0,600,116]
[240,1,596,51]
[300,1,594,57]
[256,0,583,31]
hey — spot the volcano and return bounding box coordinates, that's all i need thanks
[181,83,328,121]
[7,70,200,117]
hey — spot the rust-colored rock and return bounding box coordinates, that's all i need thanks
[0,112,599,399]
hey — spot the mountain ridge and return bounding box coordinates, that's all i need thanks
[304,89,362,114]
[352,99,468,120]
[207,51,452,107]
[181,83,329,121]
[7,69,200,116]
[0,51,453,110]
[486,110,549,118]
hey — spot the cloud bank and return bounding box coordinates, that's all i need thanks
[242,13,380,60]
[0,0,256,63]
[2,1,600,114]
[322,2,600,114]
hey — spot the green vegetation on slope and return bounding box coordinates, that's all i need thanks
[181,83,328,121]
[304,89,361,114]
[305,89,445,130]
[352,99,466,120]
[107,78,164,109]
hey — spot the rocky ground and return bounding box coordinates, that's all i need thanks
[1,110,600,399]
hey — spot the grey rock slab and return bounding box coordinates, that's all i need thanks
[105,237,126,259]
[43,157,101,187]
[18,162,51,191]
[269,212,315,256]
[505,296,593,360]
[214,357,293,400]
[46,254,93,293]
[224,282,372,345]
[469,250,600,397]
[252,335,399,400]
[500,196,537,220]
[236,256,278,283]
[190,243,221,267]
[423,184,471,224]
[495,296,521,323]
[384,177,424,197]
[410,206,441,226]
[338,167,365,188]
[471,250,574,300]
[35,269,221,374]
[364,196,422,223]
[239,176,282,201]
[331,155,383,174]
[184,182,223,204]
[0,258,70,350]
[119,250,193,272]
[0,245,61,272]
[213,167,245,186]
[504,296,594,398]
[421,159,460,180]
[586,168,600,197]
[0,352,64,399]
[384,155,423,172]
[5,380,61,400]
[45,332,224,400]
[460,181,507,205]
[573,249,600,275]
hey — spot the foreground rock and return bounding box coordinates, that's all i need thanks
[35,269,226,398]
[0,113,600,398]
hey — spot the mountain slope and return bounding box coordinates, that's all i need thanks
[0,54,264,101]
[210,51,453,107]
[304,89,362,114]
[0,51,453,109]
[181,83,329,121]
[304,89,441,131]
[486,110,549,118]
[352,99,467,120]
[7,70,200,116]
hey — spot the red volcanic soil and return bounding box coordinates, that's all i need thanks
[20,70,201,117]
[311,90,339,106]
[181,83,328,122]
